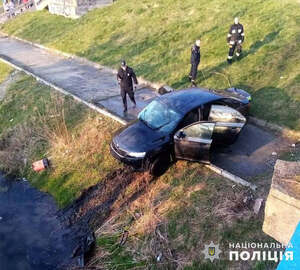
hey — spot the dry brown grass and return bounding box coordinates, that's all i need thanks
[0,123,44,174]
[213,192,254,226]
[34,95,121,182]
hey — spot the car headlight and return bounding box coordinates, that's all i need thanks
[128,152,146,158]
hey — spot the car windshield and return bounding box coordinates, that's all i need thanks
[138,100,181,132]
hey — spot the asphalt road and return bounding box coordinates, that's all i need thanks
[211,123,291,179]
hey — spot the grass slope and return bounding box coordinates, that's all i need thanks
[1,64,297,269]
[93,162,277,270]
[0,71,121,206]
[1,0,300,129]
[0,62,13,84]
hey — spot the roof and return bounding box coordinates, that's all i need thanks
[158,88,222,115]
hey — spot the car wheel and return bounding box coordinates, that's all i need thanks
[149,154,171,177]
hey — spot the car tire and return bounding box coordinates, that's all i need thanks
[149,154,171,177]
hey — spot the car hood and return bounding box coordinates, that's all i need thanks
[113,120,168,153]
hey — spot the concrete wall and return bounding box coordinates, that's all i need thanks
[263,160,300,245]
[48,0,78,18]
[47,0,114,18]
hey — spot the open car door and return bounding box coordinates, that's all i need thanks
[209,105,246,144]
[174,122,215,163]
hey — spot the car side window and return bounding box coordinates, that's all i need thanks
[183,122,214,140]
[178,108,200,129]
[209,105,246,123]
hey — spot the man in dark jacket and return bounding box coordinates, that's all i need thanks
[117,60,138,113]
[189,39,201,86]
[227,17,245,64]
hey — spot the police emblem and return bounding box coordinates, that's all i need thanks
[201,241,222,262]
[209,247,215,256]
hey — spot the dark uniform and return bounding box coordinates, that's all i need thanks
[227,22,244,63]
[117,63,138,112]
[189,44,201,85]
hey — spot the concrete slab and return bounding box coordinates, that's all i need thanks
[98,87,159,122]
[263,160,300,245]
[0,36,120,102]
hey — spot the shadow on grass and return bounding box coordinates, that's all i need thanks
[251,86,300,129]
[171,31,280,89]
[60,168,153,230]
[239,30,280,61]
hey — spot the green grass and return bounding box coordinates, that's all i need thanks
[0,75,84,133]
[0,62,13,84]
[1,0,299,129]
[96,235,146,270]
[0,72,121,207]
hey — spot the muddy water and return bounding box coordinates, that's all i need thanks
[0,173,78,270]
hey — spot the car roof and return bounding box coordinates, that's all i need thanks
[158,88,223,115]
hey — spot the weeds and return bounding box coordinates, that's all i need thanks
[0,123,44,174]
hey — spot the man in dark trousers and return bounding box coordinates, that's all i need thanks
[189,39,201,86]
[117,60,138,113]
[227,17,245,64]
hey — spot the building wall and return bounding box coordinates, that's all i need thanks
[48,0,79,18]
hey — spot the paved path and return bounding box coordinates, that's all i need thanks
[211,124,291,179]
[0,35,158,122]
[0,35,292,181]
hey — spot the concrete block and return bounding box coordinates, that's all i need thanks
[263,160,300,245]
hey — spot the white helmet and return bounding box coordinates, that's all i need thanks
[195,40,201,47]
[234,17,239,24]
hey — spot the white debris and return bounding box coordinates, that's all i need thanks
[272,152,277,156]
[280,76,284,79]
[9,118,13,122]
[253,198,264,214]
[291,144,296,148]
[156,252,163,262]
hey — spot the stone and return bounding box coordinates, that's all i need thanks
[263,160,300,245]
[253,198,263,214]
[158,85,174,95]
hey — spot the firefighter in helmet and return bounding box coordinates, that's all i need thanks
[227,17,244,64]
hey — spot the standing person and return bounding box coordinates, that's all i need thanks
[189,39,201,87]
[227,17,245,64]
[8,0,15,18]
[3,0,9,16]
[117,60,138,113]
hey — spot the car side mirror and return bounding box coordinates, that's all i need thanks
[177,130,186,139]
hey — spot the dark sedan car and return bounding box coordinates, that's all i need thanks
[110,87,251,176]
